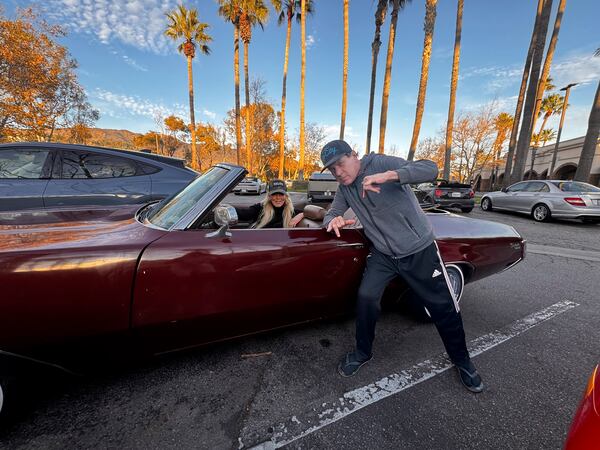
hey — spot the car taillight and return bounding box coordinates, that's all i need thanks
[434,189,443,197]
[564,197,586,207]
[469,190,474,198]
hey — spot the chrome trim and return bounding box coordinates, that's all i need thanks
[0,349,78,375]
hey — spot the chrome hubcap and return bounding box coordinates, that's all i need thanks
[482,199,490,210]
[0,382,4,415]
[534,206,547,220]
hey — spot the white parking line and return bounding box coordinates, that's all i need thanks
[243,300,579,449]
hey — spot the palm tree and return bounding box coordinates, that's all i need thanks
[531,0,567,136]
[534,128,556,147]
[502,0,545,188]
[534,93,564,146]
[574,48,600,182]
[275,0,313,179]
[340,0,349,140]
[239,0,270,174]
[442,0,463,180]
[299,0,307,179]
[407,0,438,161]
[378,0,410,153]
[366,0,390,154]
[218,0,243,165]
[491,112,513,190]
[164,4,212,171]
[512,0,553,182]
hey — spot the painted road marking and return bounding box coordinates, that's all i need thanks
[243,300,579,449]
[527,244,600,262]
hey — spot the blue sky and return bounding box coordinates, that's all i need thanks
[7,0,600,158]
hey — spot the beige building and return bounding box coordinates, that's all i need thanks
[476,136,600,191]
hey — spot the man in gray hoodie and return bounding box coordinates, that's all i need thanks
[321,140,483,393]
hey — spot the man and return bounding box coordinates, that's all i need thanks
[321,140,483,393]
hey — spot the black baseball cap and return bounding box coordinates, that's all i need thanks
[268,179,287,195]
[320,140,353,169]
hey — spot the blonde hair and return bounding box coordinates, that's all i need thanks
[254,193,294,228]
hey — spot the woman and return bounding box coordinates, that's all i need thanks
[238,179,304,228]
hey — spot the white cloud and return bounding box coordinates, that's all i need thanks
[92,89,187,119]
[203,109,217,119]
[46,0,179,54]
[306,34,316,49]
[122,54,148,72]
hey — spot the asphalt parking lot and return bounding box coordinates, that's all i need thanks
[1,203,599,449]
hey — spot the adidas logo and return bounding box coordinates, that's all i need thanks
[432,269,442,278]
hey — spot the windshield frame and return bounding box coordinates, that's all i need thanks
[144,163,245,230]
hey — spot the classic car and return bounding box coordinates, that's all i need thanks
[565,364,600,449]
[0,163,525,418]
[0,142,197,212]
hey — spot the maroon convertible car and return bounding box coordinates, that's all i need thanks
[0,164,525,417]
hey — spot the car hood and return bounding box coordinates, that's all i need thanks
[0,204,164,253]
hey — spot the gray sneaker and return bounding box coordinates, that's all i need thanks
[338,351,372,377]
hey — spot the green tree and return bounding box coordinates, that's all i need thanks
[164,4,212,170]
[407,0,438,161]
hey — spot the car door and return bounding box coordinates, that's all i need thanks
[132,226,367,352]
[0,147,53,211]
[500,182,529,209]
[44,149,152,207]
[519,181,548,212]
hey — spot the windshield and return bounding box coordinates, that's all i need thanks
[551,181,600,192]
[147,166,229,229]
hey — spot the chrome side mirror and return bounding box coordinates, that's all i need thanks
[206,204,238,238]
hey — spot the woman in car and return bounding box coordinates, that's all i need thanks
[238,179,304,228]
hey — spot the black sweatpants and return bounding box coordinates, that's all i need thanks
[355,241,470,365]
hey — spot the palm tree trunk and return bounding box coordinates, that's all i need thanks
[278,15,292,179]
[234,24,242,166]
[531,0,567,136]
[244,40,252,174]
[512,0,553,183]
[187,55,199,170]
[340,0,349,140]
[366,0,388,154]
[574,79,600,182]
[407,0,438,161]
[299,0,306,180]
[378,0,400,154]
[443,0,463,180]
[502,0,545,188]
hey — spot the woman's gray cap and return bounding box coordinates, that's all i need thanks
[320,140,352,168]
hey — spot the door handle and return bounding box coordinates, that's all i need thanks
[337,243,364,248]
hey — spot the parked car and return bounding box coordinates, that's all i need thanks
[232,176,266,195]
[308,172,339,202]
[416,180,475,213]
[480,180,600,223]
[0,142,197,211]
[0,163,525,419]
[564,364,599,449]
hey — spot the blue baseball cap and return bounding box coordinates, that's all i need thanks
[320,140,353,169]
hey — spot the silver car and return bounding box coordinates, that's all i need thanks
[480,180,600,223]
[232,177,266,195]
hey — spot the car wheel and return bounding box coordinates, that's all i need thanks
[532,203,551,222]
[461,207,473,213]
[0,375,13,422]
[481,197,492,211]
[444,264,465,302]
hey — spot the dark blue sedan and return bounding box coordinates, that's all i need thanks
[0,143,198,211]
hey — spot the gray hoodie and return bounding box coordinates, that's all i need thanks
[323,153,438,258]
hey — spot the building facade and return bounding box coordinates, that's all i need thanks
[475,136,600,192]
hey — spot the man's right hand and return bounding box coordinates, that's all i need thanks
[326,216,356,237]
